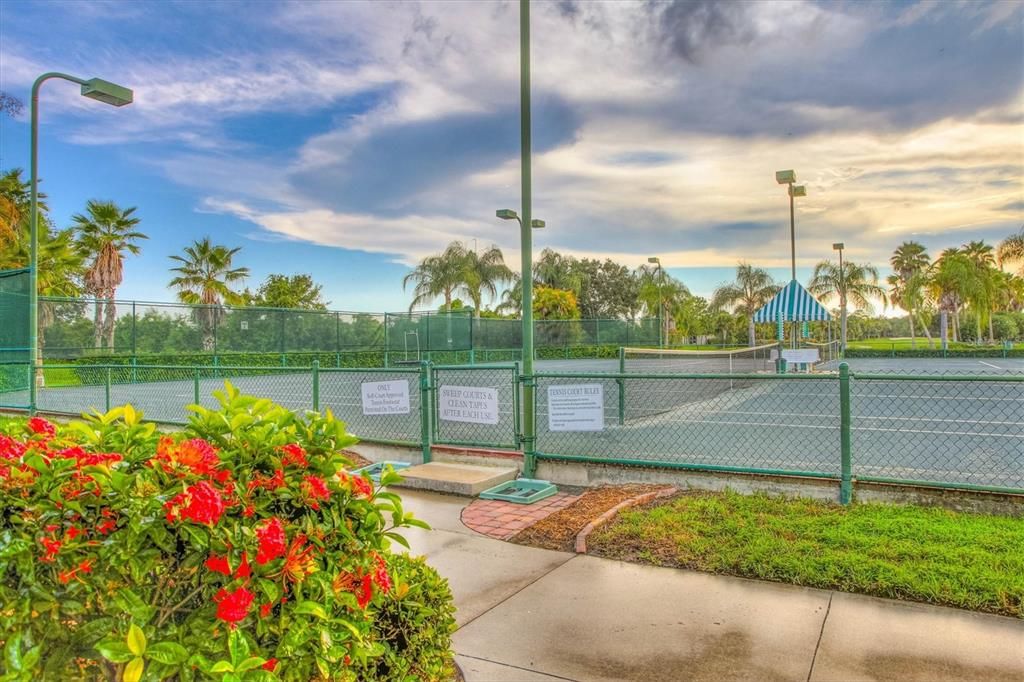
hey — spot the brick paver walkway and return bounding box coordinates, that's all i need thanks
[460,493,580,540]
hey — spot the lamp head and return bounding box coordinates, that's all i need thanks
[832,242,844,251]
[495,209,519,221]
[530,219,545,229]
[81,78,133,107]
[647,257,660,264]
[790,184,806,197]
[775,169,796,185]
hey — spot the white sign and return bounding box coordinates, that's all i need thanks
[361,380,411,415]
[782,349,820,365]
[548,384,604,432]
[438,385,500,425]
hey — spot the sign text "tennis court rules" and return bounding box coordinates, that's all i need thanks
[438,385,499,424]
[361,380,411,415]
[548,384,604,431]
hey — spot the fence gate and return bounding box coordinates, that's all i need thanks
[431,364,520,449]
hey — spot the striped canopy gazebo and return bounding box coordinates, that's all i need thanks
[754,280,831,340]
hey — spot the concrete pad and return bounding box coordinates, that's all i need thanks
[456,655,572,681]
[454,554,830,682]
[396,461,518,496]
[810,592,1024,682]
[401,526,573,627]
[393,488,478,535]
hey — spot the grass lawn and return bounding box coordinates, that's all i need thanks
[589,490,1024,618]
[847,337,1023,351]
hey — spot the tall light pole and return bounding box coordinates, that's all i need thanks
[647,256,664,347]
[28,73,133,412]
[775,170,806,348]
[833,242,846,356]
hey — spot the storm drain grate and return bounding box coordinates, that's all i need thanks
[479,478,558,504]
[352,461,412,482]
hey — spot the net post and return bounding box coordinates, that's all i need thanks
[312,359,320,412]
[131,300,137,361]
[131,356,137,384]
[193,368,200,406]
[104,367,111,412]
[419,360,432,464]
[839,362,853,505]
[617,346,625,425]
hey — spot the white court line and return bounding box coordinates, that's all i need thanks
[978,361,1002,370]
[704,409,1023,427]
[638,417,1024,439]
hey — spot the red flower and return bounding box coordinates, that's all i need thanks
[164,481,227,526]
[214,586,254,625]
[40,536,61,562]
[248,468,285,494]
[65,526,82,541]
[27,417,56,438]
[301,475,331,510]
[57,447,123,469]
[235,552,251,579]
[282,533,316,583]
[154,437,224,479]
[97,519,118,535]
[339,471,373,498]
[357,574,373,608]
[372,552,392,595]
[256,517,287,565]
[259,602,273,618]
[205,554,232,576]
[243,504,255,518]
[279,443,308,468]
[0,435,27,460]
[262,658,278,672]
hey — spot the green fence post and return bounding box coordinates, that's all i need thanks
[419,361,432,464]
[104,367,111,412]
[131,300,137,361]
[617,346,626,426]
[839,362,852,505]
[312,360,320,413]
[193,368,200,406]
[131,355,137,384]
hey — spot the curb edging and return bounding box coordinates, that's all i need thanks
[574,486,676,554]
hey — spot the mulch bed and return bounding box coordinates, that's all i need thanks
[340,450,373,470]
[509,484,672,552]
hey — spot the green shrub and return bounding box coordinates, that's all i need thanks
[0,385,453,681]
[354,554,457,682]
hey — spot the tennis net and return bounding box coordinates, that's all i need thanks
[620,343,779,375]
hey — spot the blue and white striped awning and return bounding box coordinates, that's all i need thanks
[753,279,832,323]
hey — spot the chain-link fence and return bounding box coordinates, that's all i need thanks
[432,364,519,449]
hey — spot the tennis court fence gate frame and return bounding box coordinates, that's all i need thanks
[1,361,1022,502]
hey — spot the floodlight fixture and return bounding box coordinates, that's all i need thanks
[790,185,807,197]
[832,242,844,251]
[80,78,134,106]
[775,169,796,185]
[496,209,519,220]
[530,219,545,228]
[647,256,660,264]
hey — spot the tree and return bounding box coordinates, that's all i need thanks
[808,260,887,349]
[888,270,935,348]
[402,242,468,312]
[169,238,250,351]
[710,263,781,347]
[73,200,146,350]
[888,242,931,348]
[997,228,1024,275]
[0,169,46,251]
[246,274,328,310]
[532,248,581,293]
[532,287,580,320]
[572,258,638,319]
[458,245,513,317]
[0,92,23,118]
[928,250,979,344]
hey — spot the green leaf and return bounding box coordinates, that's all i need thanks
[123,657,144,682]
[95,640,134,663]
[146,641,189,665]
[21,645,41,672]
[384,531,410,549]
[126,623,146,656]
[292,600,328,619]
[227,629,249,666]
[4,633,22,672]
[236,656,267,672]
[113,588,155,624]
[210,660,234,673]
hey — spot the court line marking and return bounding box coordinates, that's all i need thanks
[978,361,1002,370]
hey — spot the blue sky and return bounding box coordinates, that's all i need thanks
[1,0,1021,314]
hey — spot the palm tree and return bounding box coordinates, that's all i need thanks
[808,260,887,348]
[960,240,1001,343]
[73,200,146,350]
[928,250,978,344]
[169,238,250,351]
[888,242,930,348]
[997,228,1024,274]
[458,245,513,316]
[710,263,781,346]
[888,271,935,348]
[402,242,469,311]
[636,264,690,345]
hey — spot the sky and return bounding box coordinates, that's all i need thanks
[1,0,1021,315]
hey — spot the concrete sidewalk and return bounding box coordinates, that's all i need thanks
[397,489,1024,682]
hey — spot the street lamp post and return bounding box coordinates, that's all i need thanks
[28,73,133,413]
[647,257,664,347]
[833,242,846,356]
[775,170,806,348]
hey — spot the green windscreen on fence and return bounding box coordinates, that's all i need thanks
[0,268,31,401]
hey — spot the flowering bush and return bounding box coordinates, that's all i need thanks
[0,383,454,681]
